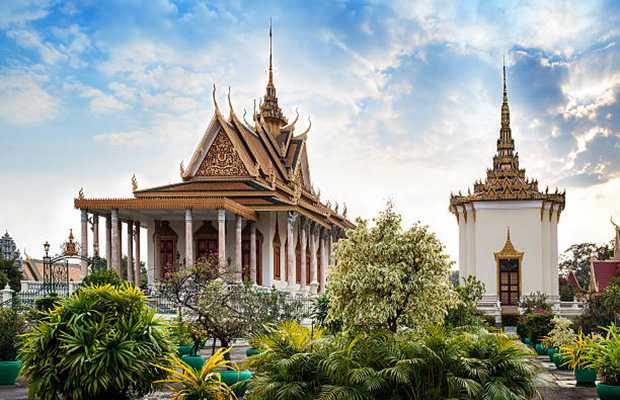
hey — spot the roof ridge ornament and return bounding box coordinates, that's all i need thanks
[212,84,222,118]
[131,175,138,192]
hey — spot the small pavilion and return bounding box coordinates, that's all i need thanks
[74,26,353,294]
[588,219,620,294]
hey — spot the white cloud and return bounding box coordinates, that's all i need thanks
[0,0,52,29]
[108,82,137,102]
[68,83,132,114]
[0,68,59,124]
[93,130,151,147]
[7,29,66,64]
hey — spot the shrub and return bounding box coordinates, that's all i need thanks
[445,275,486,329]
[518,292,552,314]
[574,294,615,335]
[524,310,553,343]
[560,331,596,369]
[482,315,497,327]
[20,283,173,400]
[0,307,25,361]
[583,324,620,386]
[544,315,576,349]
[80,268,124,288]
[501,313,520,327]
[34,292,60,314]
[310,293,342,334]
[245,322,544,400]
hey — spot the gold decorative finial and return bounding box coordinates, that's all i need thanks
[212,84,222,117]
[180,161,185,177]
[268,17,273,88]
[78,187,84,200]
[63,229,78,256]
[131,174,138,192]
[343,203,347,218]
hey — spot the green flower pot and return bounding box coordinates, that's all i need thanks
[574,368,597,386]
[0,361,21,385]
[596,384,620,400]
[535,343,547,355]
[181,355,205,372]
[552,353,571,371]
[547,348,559,362]
[217,369,252,396]
[246,348,263,357]
[177,345,193,357]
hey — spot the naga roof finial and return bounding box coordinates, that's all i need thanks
[212,84,222,117]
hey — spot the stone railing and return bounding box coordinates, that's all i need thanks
[557,300,584,318]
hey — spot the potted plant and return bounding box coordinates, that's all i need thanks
[154,347,243,399]
[544,316,577,363]
[170,310,194,357]
[181,327,207,372]
[0,307,25,385]
[583,324,620,400]
[560,331,598,386]
[524,309,553,355]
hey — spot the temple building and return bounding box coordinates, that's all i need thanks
[449,66,566,312]
[74,26,353,294]
[588,219,620,294]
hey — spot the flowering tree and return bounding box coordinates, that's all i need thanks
[327,202,455,332]
[159,253,305,360]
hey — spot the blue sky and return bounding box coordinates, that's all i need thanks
[1,0,619,264]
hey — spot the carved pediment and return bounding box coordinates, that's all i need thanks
[196,130,249,177]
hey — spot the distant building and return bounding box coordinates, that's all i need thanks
[1,231,20,261]
[589,220,620,293]
[449,66,566,312]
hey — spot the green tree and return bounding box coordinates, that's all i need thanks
[445,275,486,329]
[559,240,614,290]
[327,202,455,332]
[0,250,22,292]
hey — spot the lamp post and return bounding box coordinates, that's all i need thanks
[43,241,51,293]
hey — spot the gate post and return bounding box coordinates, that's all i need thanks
[1,284,14,305]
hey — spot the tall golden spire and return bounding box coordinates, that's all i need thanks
[259,19,287,134]
[496,60,515,163]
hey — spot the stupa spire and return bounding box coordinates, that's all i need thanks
[496,61,515,159]
[259,19,287,133]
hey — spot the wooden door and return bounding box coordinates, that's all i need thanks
[161,239,175,272]
[499,258,520,305]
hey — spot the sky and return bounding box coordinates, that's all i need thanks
[0,0,619,267]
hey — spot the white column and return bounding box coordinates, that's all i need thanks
[250,221,257,284]
[320,229,327,293]
[111,209,120,275]
[118,220,123,277]
[134,221,141,287]
[287,211,298,290]
[300,218,308,294]
[153,220,161,281]
[80,209,89,278]
[185,209,193,268]
[218,209,226,268]
[235,214,242,281]
[105,215,112,266]
[93,214,99,253]
[127,221,134,284]
[328,230,334,266]
[309,222,319,294]
[550,204,560,298]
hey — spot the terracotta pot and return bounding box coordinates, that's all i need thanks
[0,360,21,385]
[596,384,620,400]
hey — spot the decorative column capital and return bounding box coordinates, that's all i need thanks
[218,208,226,224]
[287,211,298,225]
[185,208,192,222]
[81,209,88,222]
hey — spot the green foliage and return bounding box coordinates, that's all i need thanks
[0,250,23,292]
[501,313,520,327]
[544,316,576,348]
[445,275,486,329]
[583,324,620,386]
[524,310,554,343]
[33,292,61,316]
[574,291,618,335]
[80,268,124,288]
[449,270,459,288]
[559,277,577,301]
[170,309,194,347]
[327,201,455,332]
[154,349,239,400]
[559,240,614,290]
[310,293,342,334]
[159,254,306,360]
[0,270,8,289]
[245,322,543,400]
[518,292,552,314]
[20,283,174,400]
[0,307,25,361]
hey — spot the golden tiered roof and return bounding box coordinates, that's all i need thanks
[75,25,353,231]
[449,66,566,217]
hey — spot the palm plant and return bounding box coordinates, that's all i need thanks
[154,348,239,400]
[464,329,545,400]
[20,283,173,400]
[583,323,620,386]
[560,331,596,369]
